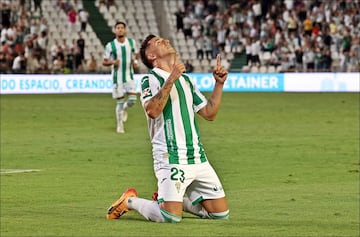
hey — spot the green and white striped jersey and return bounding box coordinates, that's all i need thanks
[141,68,208,165]
[103,38,137,84]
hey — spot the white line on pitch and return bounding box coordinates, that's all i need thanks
[0,169,41,174]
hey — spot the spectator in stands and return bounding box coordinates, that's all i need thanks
[36,30,48,59]
[303,46,315,72]
[39,17,48,34]
[230,5,242,29]
[193,0,205,21]
[23,35,34,59]
[2,0,358,74]
[320,48,332,72]
[61,38,69,56]
[33,0,43,15]
[341,27,352,53]
[19,0,26,11]
[67,7,77,32]
[191,20,202,41]
[207,0,218,15]
[204,34,213,60]
[312,22,321,37]
[295,47,303,72]
[106,0,115,10]
[27,49,47,73]
[211,35,219,59]
[87,52,97,72]
[314,46,323,71]
[98,0,106,8]
[202,11,215,36]
[228,24,240,53]
[245,38,252,65]
[261,36,276,53]
[185,59,194,72]
[195,33,204,61]
[12,52,26,73]
[10,3,19,26]
[269,48,281,68]
[1,1,11,29]
[74,45,83,72]
[287,11,298,35]
[303,15,313,37]
[50,39,61,61]
[279,54,293,72]
[69,38,76,52]
[75,0,84,11]
[250,37,261,66]
[182,12,193,40]
[102,21,139,134]
[65,47,75,73]
[29,19,39,35]
[78,8,89,32]
[252,0,262,25]
[0,51,9,73]
[221,58,231,71]
[216,24,227,53]
[52,52,65,73]
[174,6,185,33]
[76,32,85,61]
[322,26,332,49]
[61,0,73,13]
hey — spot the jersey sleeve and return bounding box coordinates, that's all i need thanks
[103,42,112,60]
[132,39,139,54]
[140,74,159,106]
[190,75,207,113]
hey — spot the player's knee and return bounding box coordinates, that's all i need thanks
[208,210,230,220]
[127,99,135,107]
[160,208,182,223]
[116,98,125,104]
[127,95,137,107]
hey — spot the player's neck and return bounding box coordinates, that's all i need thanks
[155,54,176,73]
[116,36,126,43]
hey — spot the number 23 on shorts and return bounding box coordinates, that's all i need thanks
[170,167,185,183]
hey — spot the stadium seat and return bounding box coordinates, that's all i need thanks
[250,66,259,73]
[262,51,272,65]
[259,65,267,73]
[210,59,217,68]
[242,65,250,72]
[226,53,234,61]
[267,66,276,73]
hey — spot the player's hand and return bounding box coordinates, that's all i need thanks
[113,59,120,66]
[132,59,139,68]
[169,55,185,82]
[213,54,228,84]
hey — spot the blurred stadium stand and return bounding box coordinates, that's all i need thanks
[1,0,359,74]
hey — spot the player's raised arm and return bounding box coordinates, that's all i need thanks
[144,57,185,119]
[213,54,228,84]
[198,54,228,121]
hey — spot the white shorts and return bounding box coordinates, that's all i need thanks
[112,80,136,99]
[155,162,226,204]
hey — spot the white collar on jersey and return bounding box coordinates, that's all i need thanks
[114,37,128,46]
[152,67,171,79]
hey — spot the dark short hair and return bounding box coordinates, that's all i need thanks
[140,34,157,69]
[114,21,126,28]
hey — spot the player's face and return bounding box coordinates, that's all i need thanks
[147,37,176,57]
[114,24,126,38]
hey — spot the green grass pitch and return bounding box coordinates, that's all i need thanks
[1,92,359,237]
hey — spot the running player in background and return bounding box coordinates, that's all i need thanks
[102,21,139,133]
[106,34,229,223]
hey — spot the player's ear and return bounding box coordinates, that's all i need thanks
[147,53,156,61]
